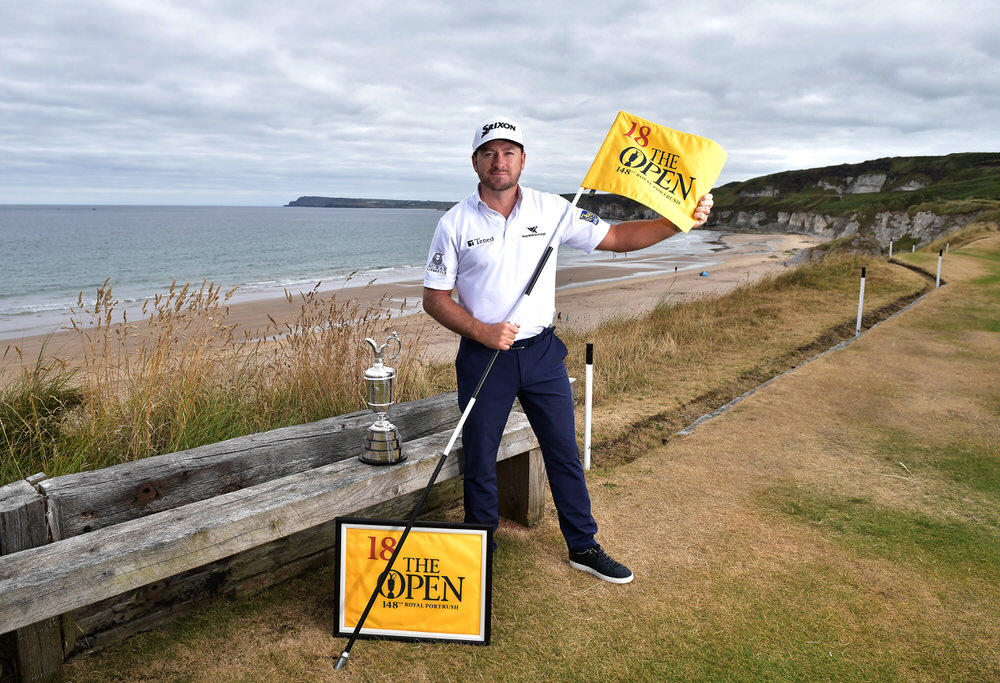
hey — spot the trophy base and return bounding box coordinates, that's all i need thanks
[360,426,405,465]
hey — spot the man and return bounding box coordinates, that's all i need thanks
[422,115,713,584]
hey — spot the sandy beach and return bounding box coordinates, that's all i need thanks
[2,232,823,376]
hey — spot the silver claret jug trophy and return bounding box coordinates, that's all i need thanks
[360,332,405,465]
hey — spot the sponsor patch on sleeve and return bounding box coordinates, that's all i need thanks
[426,251,448,275]
[579,210,599,225]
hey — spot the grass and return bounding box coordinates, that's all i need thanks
[5,234,1000,682]
[752,479,1000,681]
[761,484,1000,582]
[0,350,83,482]
[871,427,1000,502]
[1,279,448,484]
[922,221,1000,254]
[2,247,919,485]
[559,253,929,467]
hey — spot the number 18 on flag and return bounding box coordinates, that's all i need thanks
[581,111,727,232]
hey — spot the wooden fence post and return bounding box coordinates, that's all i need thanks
[497,447,546,526]
[0,478,63,682]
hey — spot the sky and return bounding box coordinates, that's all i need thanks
[2,0,998,206]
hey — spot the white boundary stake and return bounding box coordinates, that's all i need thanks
[936,249,943,288]
[888,238,893,259]
[584,342,594,470]
[856,266,866,336]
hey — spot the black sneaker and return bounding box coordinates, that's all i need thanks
[568,544,634,584]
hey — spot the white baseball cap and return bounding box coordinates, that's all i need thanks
[472,115,524,152]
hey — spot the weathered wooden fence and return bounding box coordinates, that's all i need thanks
[0,392,544,682]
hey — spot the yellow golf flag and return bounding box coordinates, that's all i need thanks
[581,111,727,232]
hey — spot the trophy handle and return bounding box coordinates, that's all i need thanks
[384,332,401,362]
[364,332,401,363]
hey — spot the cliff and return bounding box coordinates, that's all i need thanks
[569,152,1000,247]
[286,196,455,210]
[709,152,1000,245]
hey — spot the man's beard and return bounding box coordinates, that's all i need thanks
[481,175,518,192]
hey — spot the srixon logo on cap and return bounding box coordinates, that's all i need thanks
[482,121,517,137]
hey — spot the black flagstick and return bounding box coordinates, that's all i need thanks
[335,190,585,670]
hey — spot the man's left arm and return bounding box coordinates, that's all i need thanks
[595,194,713,253]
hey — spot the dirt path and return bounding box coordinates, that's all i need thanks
[571,237,1000,677]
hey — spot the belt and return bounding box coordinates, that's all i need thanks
[510,326,555,350]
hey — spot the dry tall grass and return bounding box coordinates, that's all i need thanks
[0,251,928,485]
[562,255,903,407]
[1,278,444,482]
[922,220,998,253]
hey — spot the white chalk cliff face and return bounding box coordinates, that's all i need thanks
[579,153,998,246]
[744,172,925,201]
[707,153,1000,245]
[714,208,973,246]
[815,172,934,196]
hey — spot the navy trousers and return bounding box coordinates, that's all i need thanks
[456,328,598,553]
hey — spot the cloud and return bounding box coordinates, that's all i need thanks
[1,0,997,204]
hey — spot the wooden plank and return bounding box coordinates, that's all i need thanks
[62,480,465,656]
[38,392,461,538]
[0,481,63,682]
[63,521,336,655]
[0,413,538,635]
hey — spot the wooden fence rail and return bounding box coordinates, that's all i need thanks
[0,393,543,682]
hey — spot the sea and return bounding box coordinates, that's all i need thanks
[0,205,724,340]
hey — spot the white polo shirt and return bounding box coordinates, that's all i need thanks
[424,185,610,340]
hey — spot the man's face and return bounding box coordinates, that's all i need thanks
[472,139,525,192]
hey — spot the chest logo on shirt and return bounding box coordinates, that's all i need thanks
[522,225,546,238]
[466,236,495,248]
[427,251,447,275]
[579,210,599,225]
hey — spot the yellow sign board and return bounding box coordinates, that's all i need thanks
[334,518,493,644]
